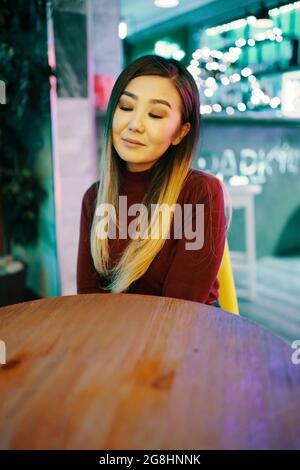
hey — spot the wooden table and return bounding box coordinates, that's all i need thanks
[0,293,299,450]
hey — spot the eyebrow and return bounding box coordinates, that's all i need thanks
[121,90,172,109]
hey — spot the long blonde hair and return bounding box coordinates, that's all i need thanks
[90,55,201,293]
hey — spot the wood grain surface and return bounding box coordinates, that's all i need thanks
[0,293,299,450]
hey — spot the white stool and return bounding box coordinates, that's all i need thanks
[226,184,262,300]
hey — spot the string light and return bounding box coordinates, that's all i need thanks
[248,75,257,83]
[188,13,288,115]
[221,76,230,86]
[204,88,214,97]
[173,50,186,60]
[206,77,217,87]
[230,73,241,83]
[262,95,270,104]
[211,50,223,59]
[205,2,300,36]
[237,103,246,112]
[241,67,252,77]
[226,106,235,115]
[235,38,246,47]
[201,47,211,58]
[155,40,185,60]
[255,32,266,41]
[270,97,281,108]
[246,16,256,24]
[192,50,202,60]
[254,4,274,28]
[251,96,260,105]
[212,104,222,112]
[206,18,247,36]
[200,105,213,114]
[269,1,300,16]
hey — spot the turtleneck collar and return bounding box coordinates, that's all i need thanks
[122,166,153,184]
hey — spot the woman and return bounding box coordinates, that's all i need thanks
[77,54,227,305]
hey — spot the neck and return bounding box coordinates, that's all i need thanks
[123,165,153,184]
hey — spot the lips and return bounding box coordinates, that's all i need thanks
[122,138,145,146]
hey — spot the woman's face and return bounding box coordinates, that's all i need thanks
[112,75,191,172]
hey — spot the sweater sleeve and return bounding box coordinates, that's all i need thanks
[162,174,226,304]
[76,183,106,294]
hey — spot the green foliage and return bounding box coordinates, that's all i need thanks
[0,0,51,251]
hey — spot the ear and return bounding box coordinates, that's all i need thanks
[171,122,191,146]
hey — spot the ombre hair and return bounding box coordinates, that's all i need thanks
[90,54,202,293]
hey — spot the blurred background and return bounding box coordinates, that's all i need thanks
[0,0,299,342]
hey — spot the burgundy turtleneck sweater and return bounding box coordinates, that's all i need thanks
[76,167,226,305]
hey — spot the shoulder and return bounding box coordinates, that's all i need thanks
[81,181,100,219]
[181,168,224,203]
[82,181,99,204]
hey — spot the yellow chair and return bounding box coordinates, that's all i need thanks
[217,239,239,315]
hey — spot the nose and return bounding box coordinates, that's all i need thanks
[128,109,145,133]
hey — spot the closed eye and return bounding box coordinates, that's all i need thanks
[118,106,163,119]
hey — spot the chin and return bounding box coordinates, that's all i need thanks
[117,151,146,163]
